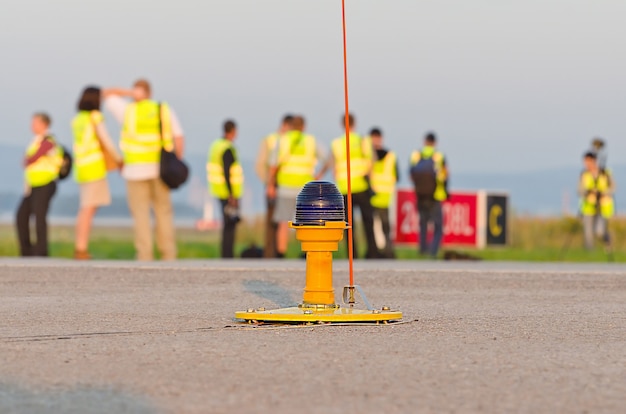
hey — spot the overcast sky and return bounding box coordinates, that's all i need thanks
[1,0,624,174]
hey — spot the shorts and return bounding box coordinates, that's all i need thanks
[273,196,297,223]
[79,178,112,208]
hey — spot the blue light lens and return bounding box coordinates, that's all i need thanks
[294,181,346,225]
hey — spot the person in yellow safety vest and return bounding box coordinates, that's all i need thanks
[409,132,448,258]
[104,79,185,261]
[369,128,399,259]
[16,113,63,257]
[330,113,378,259]
[267,115,328,258]
[71,86,123,260]
[578,151,615,251]
[255,114,294,258]
[208,120,244,258]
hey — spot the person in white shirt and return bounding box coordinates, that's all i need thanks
[103,79,185,261]
[255,114,294,257]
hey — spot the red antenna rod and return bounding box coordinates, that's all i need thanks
[341,0,355,287]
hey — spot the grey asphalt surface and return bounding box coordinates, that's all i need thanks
[1,259,625,414]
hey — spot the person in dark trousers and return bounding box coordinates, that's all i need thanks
[330,113,377,259]
[369,128,399,258]
[16,113,63,256]
[409,132,448,258]
[208,120,244,258]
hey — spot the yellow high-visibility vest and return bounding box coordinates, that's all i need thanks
[580,170,614,218]
[331,132,372,195]
[371,151,397,208]
[24,136,63,187]
[207,138,244,199]
[276,131,317,189]
[410,146,448,201]
[72,110,107,184]
[120,100,173,165]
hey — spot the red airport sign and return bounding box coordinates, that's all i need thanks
[395,189,508,249]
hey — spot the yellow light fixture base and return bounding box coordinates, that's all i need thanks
[235,305,402,324]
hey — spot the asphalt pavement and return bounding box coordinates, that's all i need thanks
[1,259,625,413]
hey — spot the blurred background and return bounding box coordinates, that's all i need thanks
[1,0,625,259]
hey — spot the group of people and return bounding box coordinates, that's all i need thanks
[17,79,185,260]
[579,139,615,252]
[208,112,450,259]
[16,76,614,260]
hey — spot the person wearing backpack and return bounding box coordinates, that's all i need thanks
[410,132,448,258]
[578,151,615,251]
[16,113,64,256]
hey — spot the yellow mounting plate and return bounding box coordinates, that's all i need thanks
[235,306,402,323]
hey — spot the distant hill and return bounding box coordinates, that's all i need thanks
[0,144,266,220]
[450,166,626,215]
[0,143,624,218]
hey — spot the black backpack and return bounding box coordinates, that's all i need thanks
[410,153,437,197]
[58,146,73,180]
[45,135,72,180]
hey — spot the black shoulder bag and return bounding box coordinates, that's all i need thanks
[158,102,189,189]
